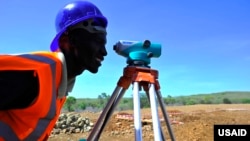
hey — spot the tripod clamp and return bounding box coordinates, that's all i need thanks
[118,66,159,90]
[87,66,176,141]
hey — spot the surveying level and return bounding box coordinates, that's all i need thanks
[87,40,175,141]
[113,40,161,66]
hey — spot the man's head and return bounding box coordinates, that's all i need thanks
[51,1,108,78]
[59,23,107,76]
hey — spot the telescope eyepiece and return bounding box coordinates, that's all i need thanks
[143,40,151,48]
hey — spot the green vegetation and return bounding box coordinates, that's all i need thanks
[173,91,250,105]
[63,91,250,112]
[64,96,76,112]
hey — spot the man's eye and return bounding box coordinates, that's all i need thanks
[95,39,105,44]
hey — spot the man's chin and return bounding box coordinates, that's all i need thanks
[75,69,85,76]
[87,67,99,74]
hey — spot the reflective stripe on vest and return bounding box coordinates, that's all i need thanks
[0,53,58,141]
[0,122,19,141]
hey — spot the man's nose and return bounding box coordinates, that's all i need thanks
[102,46,107,56]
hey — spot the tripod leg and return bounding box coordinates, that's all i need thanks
[148,84,163,141]
[113,88,128,110]
[132,82,143,141]
[95,88,128,140]
[145,90,165,141]
[156,90,176,141]
[87,86,123,141]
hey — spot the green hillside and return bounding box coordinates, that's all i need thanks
[173,91,250,105]
[64,91,250,112]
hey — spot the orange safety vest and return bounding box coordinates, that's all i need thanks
[0,51,66,141]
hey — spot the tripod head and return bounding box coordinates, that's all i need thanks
[113,40,161,67]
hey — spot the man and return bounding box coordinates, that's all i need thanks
[0,0,108,140]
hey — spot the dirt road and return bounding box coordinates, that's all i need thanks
[48,104,250,141]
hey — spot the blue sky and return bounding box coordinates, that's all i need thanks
[0,0,249,98]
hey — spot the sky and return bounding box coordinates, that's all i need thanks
[0,0,249,98]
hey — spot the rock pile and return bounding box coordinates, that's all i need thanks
[51,113,94,134]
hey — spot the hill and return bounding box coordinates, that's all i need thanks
[173,91,250,105]
[64,91,250,112]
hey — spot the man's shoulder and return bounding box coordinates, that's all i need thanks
[29,51,65,64]
[0,51,64,69]
[32,51,59,58]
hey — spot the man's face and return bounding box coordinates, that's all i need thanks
[69,29,107,74]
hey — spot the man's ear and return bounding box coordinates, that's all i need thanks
[59,34,72,52]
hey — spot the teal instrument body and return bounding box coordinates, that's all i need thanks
[113,40,161,66]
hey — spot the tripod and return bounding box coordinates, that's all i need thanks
[87,65,176,141]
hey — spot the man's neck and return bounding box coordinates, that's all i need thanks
[64,52,85,79]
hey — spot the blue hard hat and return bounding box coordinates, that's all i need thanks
[50,0,108,51]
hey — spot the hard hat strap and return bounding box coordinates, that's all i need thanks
[68,19,106,34]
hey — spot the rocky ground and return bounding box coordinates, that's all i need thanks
[48,104,250,141]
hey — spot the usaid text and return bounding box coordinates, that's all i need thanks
[214,125,250,141]
[218,128,247,136]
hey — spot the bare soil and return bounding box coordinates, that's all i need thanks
[48,104,250,141]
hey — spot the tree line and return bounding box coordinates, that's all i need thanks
[63,92,250,112]
[63,92,152,112]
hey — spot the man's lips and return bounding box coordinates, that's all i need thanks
[95,55,104,63]
[96,58,102,62]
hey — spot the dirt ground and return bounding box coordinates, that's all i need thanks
[48,104,250,141]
